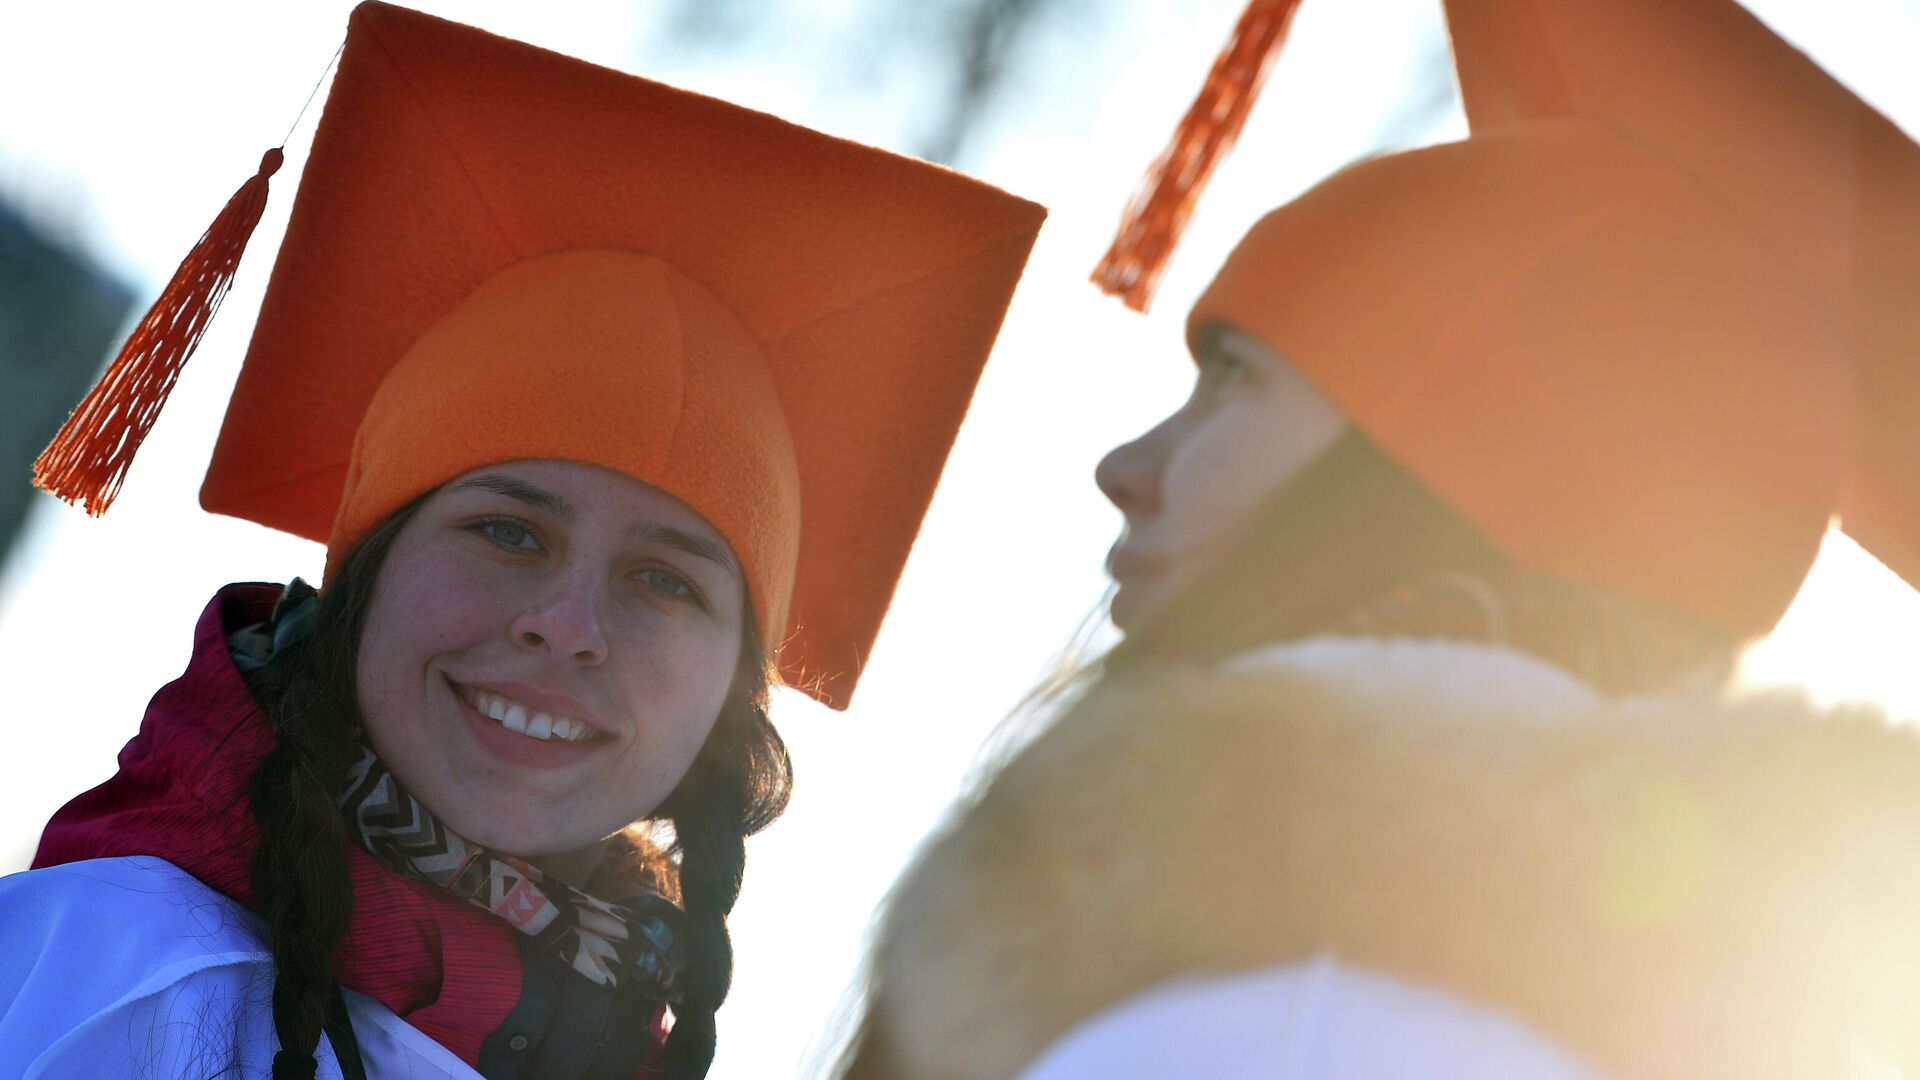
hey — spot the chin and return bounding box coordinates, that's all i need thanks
[432,794,587,860]
[1108,583,1161,634]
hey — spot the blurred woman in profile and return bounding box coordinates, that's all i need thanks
[0,4,1041,1079]
[838,0,1920,1075]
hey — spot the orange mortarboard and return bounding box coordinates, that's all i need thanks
[1101,0,1920,638]
[38,2,1046,708]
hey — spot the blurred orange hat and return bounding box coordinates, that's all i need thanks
[39,2,1045,707]
[1102,0,1920,638]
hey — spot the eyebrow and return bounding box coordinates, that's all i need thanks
[456,474,573,519]
[636,525,740,581]
[456,474,739,581]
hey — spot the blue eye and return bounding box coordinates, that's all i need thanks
[476,517,541,552]
[633,566,703,605]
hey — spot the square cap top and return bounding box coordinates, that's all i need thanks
[201,2,1047,707]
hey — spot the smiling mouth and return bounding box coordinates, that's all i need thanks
[451,680,602,744]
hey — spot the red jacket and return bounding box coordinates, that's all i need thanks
[35,585,665,1077]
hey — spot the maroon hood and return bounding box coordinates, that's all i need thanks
[35,585,529,1068]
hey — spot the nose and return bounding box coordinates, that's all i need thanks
[510,565,610,664]
[1095,422,1166,520]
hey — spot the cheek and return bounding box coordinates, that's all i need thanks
[617,629,736,739]
[1157,391,1345,561]
[357,541,508,716]
[598,628,738,814]
[1159,406,1294,545]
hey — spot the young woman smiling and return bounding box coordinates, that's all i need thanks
[0,5,1043,1078]
[839,0,1920,1075]
[354,462,753,873]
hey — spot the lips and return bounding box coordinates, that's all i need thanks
[1105,543,1174,632]
[1106,545,1168,584]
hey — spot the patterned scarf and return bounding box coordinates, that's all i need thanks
[231,580,686,1001]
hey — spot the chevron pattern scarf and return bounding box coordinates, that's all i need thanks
[338,749,685,997]
[233,580,686,1001]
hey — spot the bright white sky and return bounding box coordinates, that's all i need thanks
[4,2,1920,1077]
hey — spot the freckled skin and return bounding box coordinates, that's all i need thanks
[1096,327,1348,632]
[355,459,744,864]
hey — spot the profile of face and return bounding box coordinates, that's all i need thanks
[1097,326,1348,632]
[355,458,747,864]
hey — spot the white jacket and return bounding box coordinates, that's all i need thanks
[0,856,481,1080]
[1015,956,1595,1079]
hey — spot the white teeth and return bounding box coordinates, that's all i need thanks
[466,686,593,743]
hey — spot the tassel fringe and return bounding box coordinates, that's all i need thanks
[33,147,283,514]
[1091,0,1304,312]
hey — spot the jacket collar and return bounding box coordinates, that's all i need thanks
[34,585,527,1069]
[1221,633,1602,722]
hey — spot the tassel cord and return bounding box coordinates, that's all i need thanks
[32,146,282,514]
[1091,0,1304,312]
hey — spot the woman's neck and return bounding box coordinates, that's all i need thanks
[526,841,608,890]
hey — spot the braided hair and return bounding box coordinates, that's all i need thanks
[244,495,791,1079]
[652,643,791,1076]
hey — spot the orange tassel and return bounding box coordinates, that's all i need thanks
[33,147,284,514]
[1092,0,1304,312]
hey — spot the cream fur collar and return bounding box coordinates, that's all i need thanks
[850,635,1920,1080]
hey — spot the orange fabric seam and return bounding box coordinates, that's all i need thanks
[1370,188,1654,432]
[1582,114,1837,308]
[764,223,1038,345]
[362,23,521,257]
[659,266,695,473]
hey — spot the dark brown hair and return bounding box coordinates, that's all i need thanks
[245,493,791,1079]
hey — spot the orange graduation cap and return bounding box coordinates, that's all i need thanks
[41,1,1045,708]
[1107,0,1920,638]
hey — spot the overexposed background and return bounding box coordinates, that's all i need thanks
[5,2,1920,1076]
